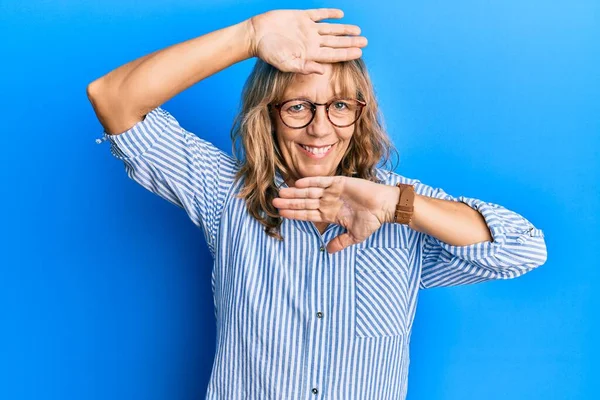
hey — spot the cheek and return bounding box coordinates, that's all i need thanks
[338,130,355,148]
[334,132,355,160]
[273,126,296,149]
[281,134,299,150]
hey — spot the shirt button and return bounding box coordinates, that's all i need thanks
[316,311,323,319]
[312,388,319,395]
[319,245,325,252]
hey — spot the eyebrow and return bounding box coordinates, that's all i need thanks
[284,93,347,100]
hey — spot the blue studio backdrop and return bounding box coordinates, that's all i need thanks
[2,1,598,399]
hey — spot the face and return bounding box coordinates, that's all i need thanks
[272,64,356,186]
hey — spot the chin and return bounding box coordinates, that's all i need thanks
[297,165,336,178]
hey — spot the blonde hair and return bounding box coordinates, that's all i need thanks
[230,58,397,240]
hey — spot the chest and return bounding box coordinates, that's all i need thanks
[215,210,423,338]
[314,222,329,235]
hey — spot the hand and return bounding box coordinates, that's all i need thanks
[272,176,400,253]
[248,8,368,75]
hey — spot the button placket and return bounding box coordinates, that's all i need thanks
[307,240,329,397]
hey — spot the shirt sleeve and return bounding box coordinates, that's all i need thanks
[97,107,238,257]
[410,179,548,289]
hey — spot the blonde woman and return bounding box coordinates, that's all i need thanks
[88,8,547,400]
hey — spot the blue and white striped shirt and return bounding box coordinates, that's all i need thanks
[98,107,547,400]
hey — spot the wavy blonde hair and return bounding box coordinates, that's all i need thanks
[230,58,397,240]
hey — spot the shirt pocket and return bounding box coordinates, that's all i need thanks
[354,247,411,338]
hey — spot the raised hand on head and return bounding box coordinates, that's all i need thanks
[249,8,368,75]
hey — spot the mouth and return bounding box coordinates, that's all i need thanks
[297,143,336,159]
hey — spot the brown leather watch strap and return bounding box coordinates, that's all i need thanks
[394,183,415,225]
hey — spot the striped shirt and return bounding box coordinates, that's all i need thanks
[97,107,547,400]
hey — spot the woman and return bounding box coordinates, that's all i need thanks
[88,8,547,400]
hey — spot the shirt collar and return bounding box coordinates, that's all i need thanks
[274,169,288,189]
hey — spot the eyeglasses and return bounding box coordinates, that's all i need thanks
[270,98,367,129]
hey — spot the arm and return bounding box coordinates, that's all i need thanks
[87,20,254,135]
[381,190,494,246]
[380,182,547,288]
[88,9,366,255]
[272,176,547,287]
[87,20,257,256]
[87,8,367,135]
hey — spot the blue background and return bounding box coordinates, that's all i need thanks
[2,0,598,399]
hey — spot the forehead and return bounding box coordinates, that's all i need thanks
[283,64,356,98]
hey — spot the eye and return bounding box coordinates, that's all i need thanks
[288,103,305,112]
[333,101,349,110]
[283,101,311,113]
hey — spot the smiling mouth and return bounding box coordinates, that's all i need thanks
[298,143,335,157]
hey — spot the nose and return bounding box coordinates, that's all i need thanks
[307,105,332,137]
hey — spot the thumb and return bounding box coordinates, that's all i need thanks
[326,232,357,254]
[299,60,325,75]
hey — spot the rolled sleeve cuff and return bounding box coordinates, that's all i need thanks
[102,107,170,160]
[434,195,545,262]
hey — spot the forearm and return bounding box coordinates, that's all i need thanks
[381,186,493,247]
[87,19,254,134]
[409,193,493,246]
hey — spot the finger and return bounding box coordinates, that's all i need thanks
[278,187,325,199]
[278,209,324,222]
[306,8,344,22]
[272,198,320,210]
[326,233,358,254]
[315,47,363,63]
[294,176,335,189]
[286,58,325,75]
[285,58,322,75]
[321,35,368,49]
[317,23,361,36]
[299,60,325,75]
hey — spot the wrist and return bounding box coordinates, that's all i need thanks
[378,185,401,224]
[244,18,258,59]
[378,183,418,225]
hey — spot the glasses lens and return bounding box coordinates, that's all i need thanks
[328,99,362,127]
[278,98,363,128]
[280,100,314,128]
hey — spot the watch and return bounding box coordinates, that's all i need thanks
[394,183,415,225]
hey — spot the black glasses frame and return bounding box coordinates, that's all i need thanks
[270,98,367,129]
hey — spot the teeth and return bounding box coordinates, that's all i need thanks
[300,144,333,155]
